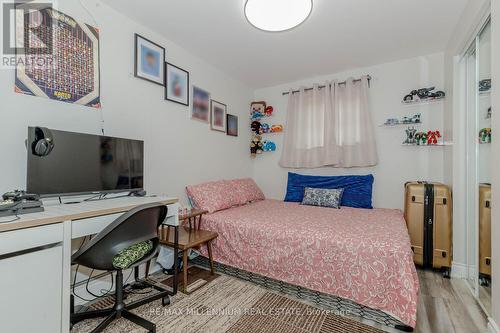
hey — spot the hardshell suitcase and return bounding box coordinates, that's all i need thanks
[479,183,491,278]
[404,182,452,277]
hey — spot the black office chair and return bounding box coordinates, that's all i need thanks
[71,203,171,333]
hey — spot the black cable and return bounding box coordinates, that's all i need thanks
[83,193,105,202]
[85,269,114,299]
[0,201,25,224]
[62,193,107,204]
[72,236,96,302]
[70,237,144,306]
[79,265,134,301]
[72,264,95,303]
[123,269,134,288]
[0,214,20,224]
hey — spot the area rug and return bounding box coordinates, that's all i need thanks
[160,266,221,294]
[72,275,386,333]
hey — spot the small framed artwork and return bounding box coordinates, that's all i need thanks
[226,114,238,137]
[134,33,165,85]
[192,86,210,123]
[210,100,227,132]
[165,62,189,105]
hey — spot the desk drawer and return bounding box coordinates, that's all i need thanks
[0,223,63,257]
[0,245,63,333]
[72,213,123,238]
[72,203,179,237]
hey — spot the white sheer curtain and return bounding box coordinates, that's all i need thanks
[279,76,377,168]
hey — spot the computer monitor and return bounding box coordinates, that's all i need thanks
[27,127,144,197]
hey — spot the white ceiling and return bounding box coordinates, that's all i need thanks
[102,0,468,88]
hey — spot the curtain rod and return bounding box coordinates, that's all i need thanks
[282,75,372,96]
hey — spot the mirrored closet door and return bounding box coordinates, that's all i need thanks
[464,38,478,295]
[476,20,491,315]
[463,18,491,316]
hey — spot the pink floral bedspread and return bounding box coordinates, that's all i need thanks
[199,199,419,327]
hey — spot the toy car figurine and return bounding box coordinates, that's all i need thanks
[403,87,445,102]
[384,118,399,126]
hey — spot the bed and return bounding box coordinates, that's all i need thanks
[198,199,419,329]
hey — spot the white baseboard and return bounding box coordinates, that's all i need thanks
[488,318,500,333]
[451,262,468,279]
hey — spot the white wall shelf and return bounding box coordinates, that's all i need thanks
[379,122,421,127]
[401,142,453,147]
[401,97,445,106]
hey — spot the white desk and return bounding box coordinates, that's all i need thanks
[0,196,179,333]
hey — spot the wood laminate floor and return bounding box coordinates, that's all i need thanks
[378,269,489,333]
[479,284,492,316]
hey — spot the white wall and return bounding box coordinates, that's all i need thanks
[0,0,253,204]
[252,53,445,209]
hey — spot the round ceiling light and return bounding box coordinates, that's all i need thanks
[244,0,313,32]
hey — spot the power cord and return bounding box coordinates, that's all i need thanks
[85,269,114,299]
[0,213,20,224]
[72,236,95,302]
[0,201,25,224]
[70,235,149,306]
[61,192,107,205]
[71,236,113,302]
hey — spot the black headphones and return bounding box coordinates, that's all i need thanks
[31,127,55,157]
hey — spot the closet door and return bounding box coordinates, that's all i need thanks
[464,42,478,294]
[477,20,492,315]
[462,18,492,312]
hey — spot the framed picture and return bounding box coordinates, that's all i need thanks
[226,114,238,137]
[210,100,227,132]
[192,86,210,122]
[165,62,189,105]
[134,34,165,85]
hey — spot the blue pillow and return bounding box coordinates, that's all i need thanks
[284,173,374,209]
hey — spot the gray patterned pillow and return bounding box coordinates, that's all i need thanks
[301,187,344,209]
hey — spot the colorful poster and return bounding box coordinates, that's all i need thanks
[15,7,100,108]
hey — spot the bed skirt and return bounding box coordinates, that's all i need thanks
[192,256,413,332]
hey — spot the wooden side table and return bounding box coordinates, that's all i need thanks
[159,209,218,293]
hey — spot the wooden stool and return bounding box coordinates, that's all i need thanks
[159,209,218,292]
